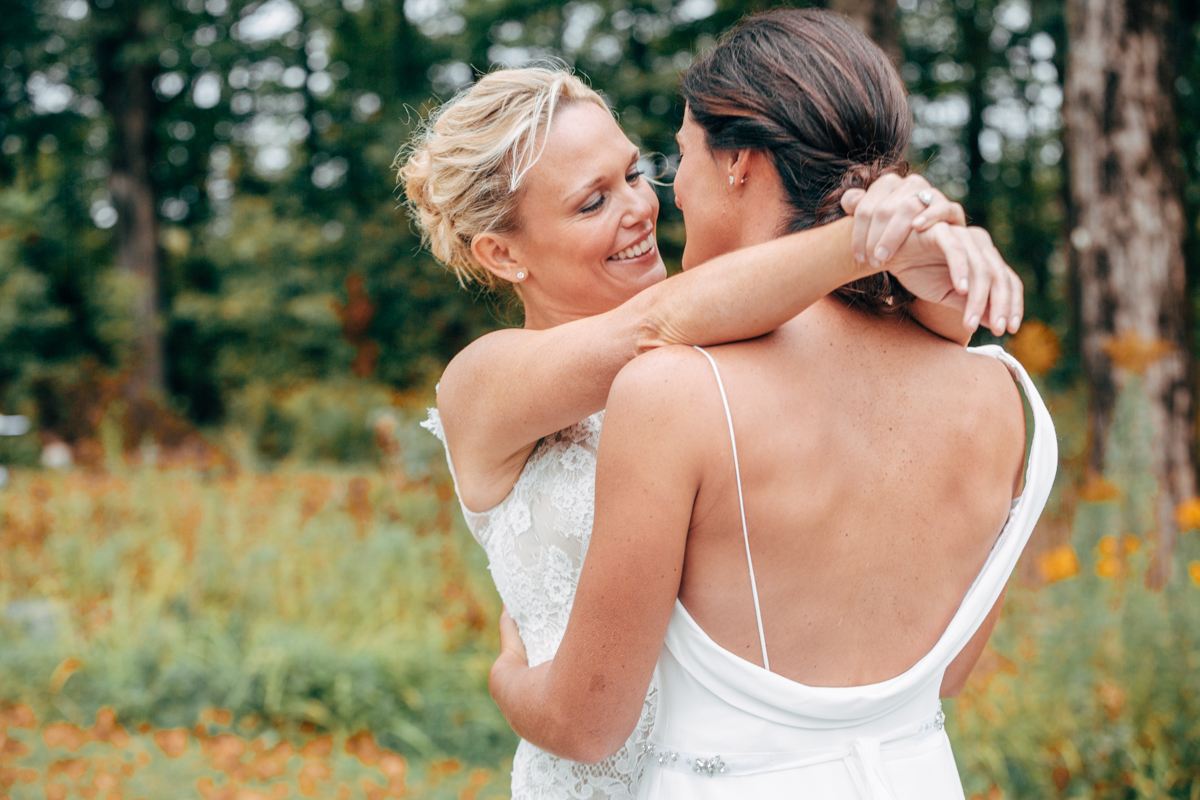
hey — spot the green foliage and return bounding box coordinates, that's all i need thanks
[227,378,399,463]
[950,561,1200,799]
[0,462,516,765]
[0,0,1197,438]
[3,384,1200,797]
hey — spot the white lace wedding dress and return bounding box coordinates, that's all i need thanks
[422,408,655,799]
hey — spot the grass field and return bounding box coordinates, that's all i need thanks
[2,379,1200,799]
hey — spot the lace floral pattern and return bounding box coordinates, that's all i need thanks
[422,408,657,800]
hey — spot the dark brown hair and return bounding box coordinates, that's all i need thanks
[681,8,915,314]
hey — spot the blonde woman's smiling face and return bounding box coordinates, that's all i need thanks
[484,101,665,328]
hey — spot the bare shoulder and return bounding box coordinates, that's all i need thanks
[955,346,1028,486]
[437,327,531,409]
[610,345,713,407]
[607,346,726,440]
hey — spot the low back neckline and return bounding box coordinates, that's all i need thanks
[688,343,1055,692]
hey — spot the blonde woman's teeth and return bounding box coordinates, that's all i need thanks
[611,235,655,261]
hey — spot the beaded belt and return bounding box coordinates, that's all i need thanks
[642,704,945,798]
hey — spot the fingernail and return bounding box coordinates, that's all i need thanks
[1010,317,1020,330]
[913,216,926,227]
[969,315,980,328]
[957,279,968,291]
[856,253,866,263]
[869,258,880,267]
[874,246,889,262]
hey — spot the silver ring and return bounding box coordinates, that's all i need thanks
[917,190,934,207]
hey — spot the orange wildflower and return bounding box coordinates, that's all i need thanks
[300,737,331,760]
[1007,320,1060,375]
[298,761,330,797]
[153,729,188,758]
[49,760,88,780]
[1176,498,1200,531]
[1103,330,1173,374]
[460,768,491,800]
[204,734,249,779]
[1095,557,1120,578]
[1097,681,1125,718]
[197,777,236,800]
[345,732,381,766]
[44,723,87,751]
[2,706,35,729]
[89,709,129,747]
[94,771,119,790]
[379,752,406,797]
[361,779,388,800]
[1078,476,1119,502]
[1188,561,1200,586]
[1,736,28,758]
[1036,544,1080,584]
[46,782,68,800]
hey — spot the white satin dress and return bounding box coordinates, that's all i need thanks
[636,344,1057,800]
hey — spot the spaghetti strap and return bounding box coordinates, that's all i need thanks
[693,346,770,672]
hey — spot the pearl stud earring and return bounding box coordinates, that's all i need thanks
[516,271,525,280]
[729,175,735,185]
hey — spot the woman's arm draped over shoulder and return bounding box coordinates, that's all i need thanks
[487,348,708,761]
[439,217,868,511]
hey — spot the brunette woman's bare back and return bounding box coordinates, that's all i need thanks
[676,296,1026,687]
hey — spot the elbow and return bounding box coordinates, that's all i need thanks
[539,699,630,764]
[532,695,628,762]
[634,314,666,356]
[555,727,629,765]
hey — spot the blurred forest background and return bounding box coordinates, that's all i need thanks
[3,0,1200,797]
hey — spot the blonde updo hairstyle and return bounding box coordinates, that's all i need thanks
[399,66,609,289]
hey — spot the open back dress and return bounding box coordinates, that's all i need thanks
[635,344,1057,800]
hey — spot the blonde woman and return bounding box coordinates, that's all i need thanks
[400,65,1021,799]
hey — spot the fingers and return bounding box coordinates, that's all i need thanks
[1009,270,1024,333]
[929,223,971,304]
[912,195,966,231]
[964,227,1022,335]
[861,174,924,266]
[498,607,528,663]
[871,184,956,267]
[960,229,1002,334]
[850,172,903,265]
[841,188,866,216]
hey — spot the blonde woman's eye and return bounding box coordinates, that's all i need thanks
[581,195,605,213]
[627,168,644,184]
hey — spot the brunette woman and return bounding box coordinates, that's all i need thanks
[488,12,1054,799]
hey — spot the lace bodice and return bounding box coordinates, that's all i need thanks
[422,408,656,799]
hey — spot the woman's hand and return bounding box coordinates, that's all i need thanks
[498,606,528,666]
[841,173,966,267]
[842,175,1023,337]
[888,223,1023,337]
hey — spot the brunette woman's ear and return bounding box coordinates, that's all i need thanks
[727,148,756,187]
[472,233,525,284]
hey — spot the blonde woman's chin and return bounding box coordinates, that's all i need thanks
[603,247,668,290]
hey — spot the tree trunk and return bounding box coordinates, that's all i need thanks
[827,0,900,65]
[98,23,164,400]
[1064,0,1196,583]
[959,6,991,230]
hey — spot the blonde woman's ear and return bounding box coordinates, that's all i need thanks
[472,232,524,284]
